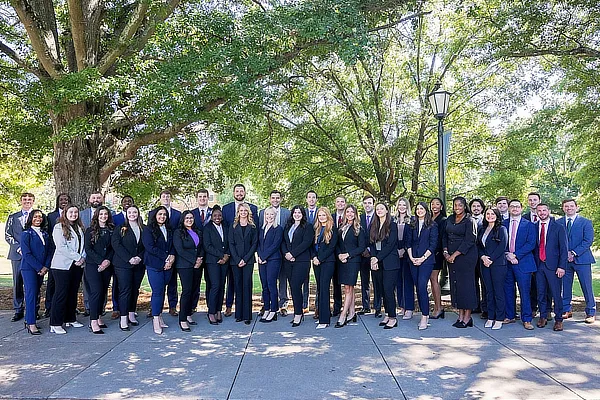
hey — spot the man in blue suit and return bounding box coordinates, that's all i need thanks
[190,188,213,313]
[534,204,568,331]
[304,190,318,315]
[4,192,35,322]
[109,195,134,319]
[258,190,291,316]
[559,199,596,323]
[148,190,182,316]
[221,184,259,316]
[359,195,377,315]
[503,199,537,330]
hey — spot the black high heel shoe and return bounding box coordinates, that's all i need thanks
[119,324,130,331]
[179,322,191,332]
[430,310,445,319]
[26,325,42,335]
[466,318,473,327]
[346,314,357,323]
[384,319,398,329]
[88,325,105,334]
[379,319,389,326]
[99,323,108,329]
[208,314,219,325]
[292,314,304,327]
[334,319,347,328]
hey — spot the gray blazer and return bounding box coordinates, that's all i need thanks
[80,207,95,229]
[4,211,27,261]
[51,224,86,270]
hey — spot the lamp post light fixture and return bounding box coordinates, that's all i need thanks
[427,85,451,206]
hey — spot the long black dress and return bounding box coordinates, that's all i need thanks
[443,214,478,309]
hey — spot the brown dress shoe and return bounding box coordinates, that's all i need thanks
[111,311,120,320]
[553,321,564,331]
[503,318,516,324]
[585,315,596,324]
[279,308,288,317]
[224,307,233,317]
[561,311,573,319]
[523,322,534,330]
[169,307,178,316]
[536,318,547,328]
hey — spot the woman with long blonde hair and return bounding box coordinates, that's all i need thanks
[312,207,338,329]
[396,197,415,319]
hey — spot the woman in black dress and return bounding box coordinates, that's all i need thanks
[335,204,366,327]
[443,196,478,328]
[429,197,446,319]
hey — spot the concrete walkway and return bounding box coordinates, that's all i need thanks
[0,310,599,400]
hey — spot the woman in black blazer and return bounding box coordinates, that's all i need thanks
[142,206,175,335]
[282,206,313,327]
[335,204,366,328]
[477,207,508,330]
[173,210,204,331]
[369,202,400,329]
[258,207,283,323]
[203,206,230,325]
[111,205,145,331]
[312,206,338,329]
[84,206,115,334]
[406,202,438,330]
[228,203,258,325]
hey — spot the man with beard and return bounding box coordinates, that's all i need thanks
[80,191,106,316]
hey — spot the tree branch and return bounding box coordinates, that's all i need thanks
[0,39,46,78]
[66,0,86,70]
[505,46,600,59]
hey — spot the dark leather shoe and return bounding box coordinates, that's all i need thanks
[480,312,488,320]
[42,310,50,318]
[111,311,120,320]
[374,310,382,318]
[332,310,340,317]
[224,308,233,317]
[537,318,547,328]
[553,321,564,331]
[83,309,90,317]
[11,313,23,322]
[357,309,371,315]
[146,311,153,318]
[279,308,288,317]
[235,318,243,322]
[561,311,572,319]
[169,308,178,316]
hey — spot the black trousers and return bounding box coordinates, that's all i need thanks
[207,263,227,314]
[382,266,398,318]
[50,264,83,326]
[85,263,112,320]
[192,261,210,310]
[114,265,146,315]
[233,263,254,321]
[371,267,384,312]
[332,261,342,314]
[44,269,55,311]
[178,267,202,322]
[316,261,335,324]
[359,257,371,310]
[288,260,310,316]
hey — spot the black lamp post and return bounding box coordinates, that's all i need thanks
[427,85,451,205]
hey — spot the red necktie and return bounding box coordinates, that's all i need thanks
[338,215,343,227]
[533,214,537,223]
[539,222,546,262]
[200,210,205,224]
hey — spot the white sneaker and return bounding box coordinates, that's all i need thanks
[484,320,494,328]
[50,326,67,334]
[402,310,413,320]
[492,321,503,330]
[66,321,84,328]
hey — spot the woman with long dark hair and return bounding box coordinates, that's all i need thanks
[477,207,508,330]
[335,204,366,328]
[258,206,283,323]
[429,197,447,319]
[370,202,400,329]
[50,205,86,334]
[313,207,338,329]
[142,206,175,334]
[111,205,145,331]
[281,206,313,327]
[173,210,204,331]
[406,202,438,330]
[21,210,53,334]
[84,206,115,334]
[443,196,478,328]
[203,206,230,324]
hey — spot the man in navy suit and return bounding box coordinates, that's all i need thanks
[503,199,537,330]
[304,190,318,314]
[359,195,376,315]
[112,195,134,227]
[495,196,510,221]
[258,190,291,316]
[4,192,35,322]
[109,195,134,319]
[148,190,182,316]
[522,192,540,223]
[191,188,213,313]
[330,196,346,317]
[559,199,596,323]
[534,204,568,331]
[221,184,259,316]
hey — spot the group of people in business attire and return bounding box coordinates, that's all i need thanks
[5,187,596,335]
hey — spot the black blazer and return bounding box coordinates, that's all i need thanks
[203,222,230,264]
[228,224,258,266]
[281,223,314,262]
[370,222,400,270]
[173,229,204,269]
[258,225,283,262]
[111,226,145,269]
[336,226,366,264]
[84,227,114,265]
[477,225,508,267]
[313,227,338,263]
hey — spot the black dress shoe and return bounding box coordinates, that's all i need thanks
[480,312,488,320]
[452,319,461,327]
[357,309,371,315]
[83,309,90,317]
[332,311,340,317]
[455,321,467,328]
[236,318,243,322]
[466,318,473,327]
[430,310,445,319]
[11,313,23,322]
[244,320,251,325]
[42,310,51,318]
[374,310,382,318]
[179,322,191,332]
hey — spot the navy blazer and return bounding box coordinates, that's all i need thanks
[84,227,114,265]
[405,221,438,267]
[142,226,175,271]
[173,229,204,269]
[556,215,595,265]
[258,225,283,262]
[148,207,181,230]
[20,229,53,272]
[222,202,259,227]
[47,211,60,232]
[370,222,400,270]
[228,223,258,265]
[534,219,568,271]
[336,226,366,264]
[191,207,213,229]
[111,226,145,269]
[281,223,314,262]
[477,225,508,267]
[112,212,126,227]
[502,217,537,273]
[203,222,230,264]
[313,227,338,263]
